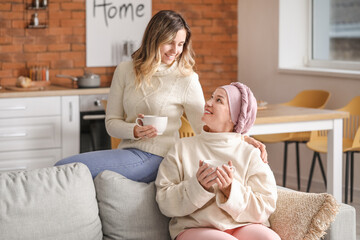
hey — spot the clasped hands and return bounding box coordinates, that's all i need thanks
[196,160,233,198]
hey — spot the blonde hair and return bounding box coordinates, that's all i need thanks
[132,10,195,88]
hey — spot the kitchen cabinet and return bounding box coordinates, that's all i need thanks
[0,96,79,172]
[61,96,80,159]
[0,149,61,173]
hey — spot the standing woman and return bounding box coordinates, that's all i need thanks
[55,10,266,182]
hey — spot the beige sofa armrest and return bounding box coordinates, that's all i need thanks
[270,186,355,240]
[324,203,356,240]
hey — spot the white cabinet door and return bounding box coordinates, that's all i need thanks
[0,95,80,170]
[0,97,60,118]
[0,116,61,152]
[61,96,80,159]
[0,149,61,172]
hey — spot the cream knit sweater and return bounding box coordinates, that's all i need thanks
[155,129,278,240]
[105,61,205,157]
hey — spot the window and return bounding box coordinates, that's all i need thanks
[310,0,360,70]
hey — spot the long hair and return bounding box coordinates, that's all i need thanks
[132,10,195,88]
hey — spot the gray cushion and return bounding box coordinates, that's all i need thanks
[94,170,171,240]
[0,163,102,240]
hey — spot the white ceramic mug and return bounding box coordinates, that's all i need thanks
[203,159,235,173]
[135,115,168,135]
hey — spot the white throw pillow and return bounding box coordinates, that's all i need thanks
[0,163,102,240]
[94,170,171,240]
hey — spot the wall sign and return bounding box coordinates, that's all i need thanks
[86,0,152,67]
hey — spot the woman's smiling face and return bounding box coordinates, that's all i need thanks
[201,88,234,133]
[159,29,186,65]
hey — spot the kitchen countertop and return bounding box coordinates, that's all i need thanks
[0,84,110,98]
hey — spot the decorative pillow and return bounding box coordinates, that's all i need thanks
[0,163,102,240]
[269,188,340,240]
[94,170,171,240]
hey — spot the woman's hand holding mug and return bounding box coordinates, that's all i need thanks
[134,114,168,139]
[197,160,218,191]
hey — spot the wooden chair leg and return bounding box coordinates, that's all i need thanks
[283,142,289,187]
[307,152,317,192]
[296,142,301,190]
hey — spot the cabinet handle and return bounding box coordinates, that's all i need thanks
[69,102,73,122]
[0,166,27,172]
[83,114,106,120]
[0,106,27,111]
[0,132,27,137]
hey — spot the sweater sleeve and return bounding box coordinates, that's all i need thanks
[182,73,205,135]
[105,63,138,140]
[216,149,277,224]
[155,143,215,217]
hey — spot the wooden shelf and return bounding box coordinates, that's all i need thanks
[27,24,48,29]
[24,0,49,29]
[27,6,47,10]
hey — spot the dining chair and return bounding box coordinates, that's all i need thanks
[344,126,360,203]
[305,96,360,203]
[179,115,195,138]
[253,90,331,190]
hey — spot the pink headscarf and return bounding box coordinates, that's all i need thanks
[220,82,257,134]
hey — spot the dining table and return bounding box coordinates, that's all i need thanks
[248,104,349,202]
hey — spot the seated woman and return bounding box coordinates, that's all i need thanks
[155,82,280,240]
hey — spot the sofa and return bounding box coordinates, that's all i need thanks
[0,163,356,240]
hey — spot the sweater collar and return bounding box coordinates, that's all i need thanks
[154,61,178,77]
[199,127,243,144]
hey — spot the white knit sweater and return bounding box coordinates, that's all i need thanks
[155,129,278,240]
[105,61,205,157]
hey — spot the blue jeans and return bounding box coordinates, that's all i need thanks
[55,148,163,183]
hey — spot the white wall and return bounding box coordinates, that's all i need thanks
[238,0,360,198]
